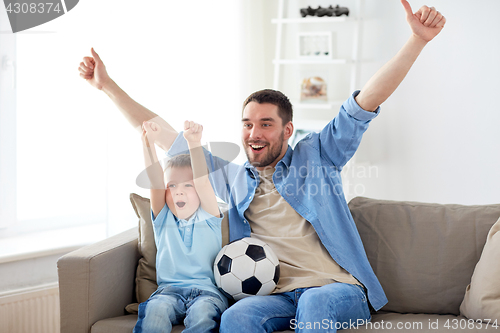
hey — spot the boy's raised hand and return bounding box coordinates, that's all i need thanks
[142,121,162,147]
[183,120,203,144]
[79,48,112,90]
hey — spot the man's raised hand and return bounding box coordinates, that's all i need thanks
[78,48,111,90]
[401,0,446,42]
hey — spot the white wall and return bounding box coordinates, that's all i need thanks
[260,0,499,205]
[354,0,500,205]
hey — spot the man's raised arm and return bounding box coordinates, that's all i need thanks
[78,48,178,151]
[355,0,446,112]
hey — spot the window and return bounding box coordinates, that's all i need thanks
[0,0,243,248]
[0,5,17,231]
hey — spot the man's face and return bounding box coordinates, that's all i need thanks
[241,102,293,170]
[164,166,200,220]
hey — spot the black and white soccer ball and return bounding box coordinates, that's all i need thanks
[213,237,280,300]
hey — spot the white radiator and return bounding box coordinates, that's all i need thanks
[0,283,59,333]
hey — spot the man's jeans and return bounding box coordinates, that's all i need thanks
[220,283,371,333]
[134,286,227,333]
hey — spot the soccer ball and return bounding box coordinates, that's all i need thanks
[213,237,280,300]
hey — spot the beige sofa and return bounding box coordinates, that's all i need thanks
[58,196,500,332]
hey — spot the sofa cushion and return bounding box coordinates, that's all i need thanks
[460,217,500,322]
[126,193,229,313]
[349,197,500,316]
[91,315,184,333]
[127,193,158,313]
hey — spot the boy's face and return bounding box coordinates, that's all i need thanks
[164,166,200,220]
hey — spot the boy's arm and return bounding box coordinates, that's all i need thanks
[184,121,220,218]
[354,0,446,111]
[79,48,178,151]
[142,122,166,217]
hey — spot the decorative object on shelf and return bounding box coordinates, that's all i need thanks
[300,5,349,18]
[297,32,332,59]
[300,76,327,103]
[299,6,317,17]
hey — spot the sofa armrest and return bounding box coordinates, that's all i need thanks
[57,227,140,333]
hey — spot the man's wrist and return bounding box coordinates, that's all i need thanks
[409,33,429,47]
[101,79,119,97]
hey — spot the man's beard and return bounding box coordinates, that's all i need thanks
[245,131,284,168]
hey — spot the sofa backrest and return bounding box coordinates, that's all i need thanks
[349,197,500,316]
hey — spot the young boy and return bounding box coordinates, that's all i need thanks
[134,120,227,333]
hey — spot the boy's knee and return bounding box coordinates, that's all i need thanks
[146,299,176,320]
[189,297,224,318]
[136,299,176,333]
[184,296,226,332]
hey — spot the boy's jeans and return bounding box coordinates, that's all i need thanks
[220,283,371,333]
[134,286,227,333]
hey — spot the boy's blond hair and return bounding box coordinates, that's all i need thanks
[163,154,209,181]
[165,154,192,170]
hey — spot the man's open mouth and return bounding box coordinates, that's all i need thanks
[176,202,186,208]
[250,144,266,152]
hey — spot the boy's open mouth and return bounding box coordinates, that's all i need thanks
[176,202,186,208]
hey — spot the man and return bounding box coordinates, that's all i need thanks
[79,1,445,331]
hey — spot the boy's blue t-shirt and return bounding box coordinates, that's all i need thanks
[151,204,225,302]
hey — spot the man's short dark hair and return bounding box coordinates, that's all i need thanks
[165,154,191,169]
[243,89,293,125]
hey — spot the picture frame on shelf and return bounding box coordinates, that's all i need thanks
[297,31,333,59]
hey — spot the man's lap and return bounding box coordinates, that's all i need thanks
[221,291,298,332]
[221,282,370,333]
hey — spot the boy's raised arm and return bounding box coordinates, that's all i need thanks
[142,122,167,217]
[183,121,220,218]
[79,48,178,151]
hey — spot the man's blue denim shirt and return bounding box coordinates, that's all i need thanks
[167,90,388,311]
